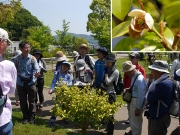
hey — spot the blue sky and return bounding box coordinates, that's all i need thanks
[21,0,93,35]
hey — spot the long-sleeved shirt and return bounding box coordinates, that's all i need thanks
[13,54,40,86]
[131,71,146,109]
[171,59,180,77]
[50,70,73,91]
[0,57,17,127]
[123,63,146,89]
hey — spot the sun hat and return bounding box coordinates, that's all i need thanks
[56,51,64,58]
[62,61,71,67]
[130,52,140,59]
[104,53,116,62]
[57,56,67,62]
[72,51,79,58]
[148,60,169,73]
[0,28,13,44]
[76,59,86,71]
[78,44,89,51]
[176,69,180,76]
[33,49,43,58]
[96,46,108,56]
[122,61,136,72]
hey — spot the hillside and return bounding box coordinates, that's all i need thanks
[54,33,98,45]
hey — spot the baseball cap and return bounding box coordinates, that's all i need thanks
[0,28,13,44]
[130,52,140,59]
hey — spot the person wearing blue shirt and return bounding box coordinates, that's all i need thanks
[13,42,40,124]
[48,61,73,126]
[94,47,108,89]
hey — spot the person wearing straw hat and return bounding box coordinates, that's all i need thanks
[0,28,17,135]
[74,44,95,72]
[122,61,146,135]
[32,49,47,111]
[146,60,174,135]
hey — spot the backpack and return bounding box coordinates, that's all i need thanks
[0,57,7,115]
[77,55,93,71]
[157,79,180,117]
[111,69,124,95]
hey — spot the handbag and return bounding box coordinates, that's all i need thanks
[123,74,140,103]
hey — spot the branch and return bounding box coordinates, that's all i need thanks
[137,0,145,11]
[172,31,180,51]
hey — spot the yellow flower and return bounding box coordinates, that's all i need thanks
[128,9,154,38]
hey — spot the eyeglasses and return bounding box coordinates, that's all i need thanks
[130,56,136,59]
[0,38,8,44]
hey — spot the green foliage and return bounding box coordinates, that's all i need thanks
[0,0,21,27]
[52,85,119,135]
[25,25,54,52]
[87,0,111,51]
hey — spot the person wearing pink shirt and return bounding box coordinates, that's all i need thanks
[0,28,17,135]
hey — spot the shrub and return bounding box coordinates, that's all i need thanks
[51,85,119,135]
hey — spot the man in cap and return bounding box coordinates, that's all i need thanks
[147,60,173,135]
[0,28,17,134]
[122,61,146,135]
[123,52,146,125]
[94,46,108,88]
[74,44,95,72]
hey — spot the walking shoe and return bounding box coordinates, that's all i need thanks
[39,104,43,111]
[15,101,20,106]
[125,119,129,124]
[22,119,28,124]
[29,117,35,124]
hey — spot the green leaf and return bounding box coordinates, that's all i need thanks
[112,0,131,21]
[112,19,116,29]
[140,46,156,51]
[112,21,131,38]
[163,1,180,27]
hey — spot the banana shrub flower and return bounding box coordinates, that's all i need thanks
[128,9,154,38]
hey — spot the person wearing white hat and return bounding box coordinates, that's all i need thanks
[0,28,17,135]
[122,61,146,135]
[171,54,180,81]
[146,60,174,135]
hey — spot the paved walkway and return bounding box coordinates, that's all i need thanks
[9,88,179,135]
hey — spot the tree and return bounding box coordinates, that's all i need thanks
[87,0,111,51]
[4,8,43,41]
[112,0,180,51]
[24,25,54,52]
[0,0,21,26]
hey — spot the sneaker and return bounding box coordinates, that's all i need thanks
[125,119,129,124]
[39,104,43,111]
[15,101,20,106]
[22,119,28,124]
[29,117,35,124]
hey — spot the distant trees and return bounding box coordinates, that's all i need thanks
[87,0,110,51]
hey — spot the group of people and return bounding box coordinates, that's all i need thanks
[0,27,179,135]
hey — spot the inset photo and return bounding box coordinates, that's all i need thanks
[112,0,180,52]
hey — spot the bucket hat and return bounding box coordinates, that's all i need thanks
[122,61,136,72]
[0,28,13,44]
[62,61,71,68]
[148,60,169,73]
[96,46,108,56]
[104,53,116,62]
[76,59,86,71]
[33,49,43,58]
[176,69,180,76]
[72,51,79,58]
[78,44,89,52]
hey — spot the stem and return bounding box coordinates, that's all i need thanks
[137,0,145,10]
[151,26,174,51]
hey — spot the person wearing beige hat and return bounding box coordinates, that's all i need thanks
[74,44,95,72]
[146,60,174,135]
[0,28,17,135]
[122,61,146,135]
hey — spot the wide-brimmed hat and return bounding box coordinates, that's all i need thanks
[122,61,136,72]
[76,59,86,71]
[104,53,116,62]
[130,52,140,59]
[56,56,68,62]
[33,49,43,58]
[72,51,79,58]
[96,46,108,56]
[176,69,180,76]
[0,28,13,44]
[78,44,89,52]
[56,51,64,58]
[62,61,71,68]
[148,60,169,73]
